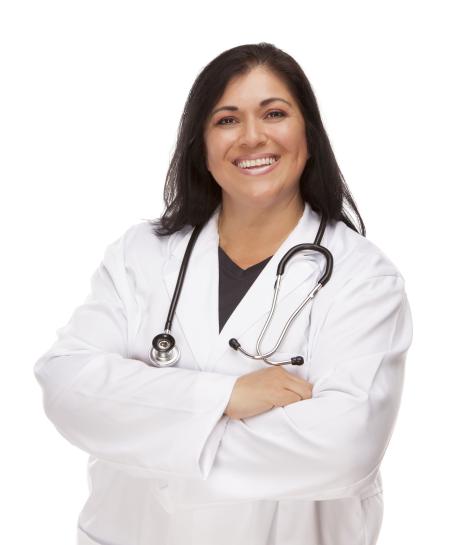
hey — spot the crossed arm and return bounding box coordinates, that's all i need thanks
[34,232,412,503]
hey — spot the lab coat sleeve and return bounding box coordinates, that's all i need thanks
[33,227,238,480]
[166,273,413,505]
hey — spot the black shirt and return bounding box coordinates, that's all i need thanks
[218,246,273,333]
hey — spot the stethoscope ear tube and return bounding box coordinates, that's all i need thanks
[276,243,333,287]
[228,211,333,366]
[229,337,305,366]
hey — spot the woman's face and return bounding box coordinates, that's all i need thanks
[203,65,309,211]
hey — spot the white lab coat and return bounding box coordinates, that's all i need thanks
[34,202,413,545]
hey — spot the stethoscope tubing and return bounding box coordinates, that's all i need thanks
[149,210,333,368]
[164,222,205,332]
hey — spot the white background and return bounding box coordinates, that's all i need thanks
[1,1,459,543]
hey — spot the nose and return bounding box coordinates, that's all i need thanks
[238,117,267,147]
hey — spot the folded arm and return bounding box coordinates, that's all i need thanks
[34,228,238,480]
[165,274,413,505]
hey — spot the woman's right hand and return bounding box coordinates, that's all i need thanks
[224,366,313,420]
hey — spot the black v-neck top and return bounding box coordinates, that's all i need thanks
[218,246,273,333]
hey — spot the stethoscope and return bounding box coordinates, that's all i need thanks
[148,211,333,368]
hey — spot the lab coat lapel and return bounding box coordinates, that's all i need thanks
[162,207,221,371]
[209,203,325,370]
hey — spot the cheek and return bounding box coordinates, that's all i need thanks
[272,123,306,152]
[206,150,220,171]
[298,137,308,162]
[204,145,218,171]
[287,130,308,165]
[205,138,233,170]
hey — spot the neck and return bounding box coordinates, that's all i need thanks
[218,196,305,252]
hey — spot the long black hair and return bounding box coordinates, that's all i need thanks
[151,42,365,237]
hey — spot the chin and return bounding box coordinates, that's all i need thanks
[241,192,289,210]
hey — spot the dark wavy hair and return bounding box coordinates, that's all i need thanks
[151,42,365,237]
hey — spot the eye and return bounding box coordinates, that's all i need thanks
[215,110,286,126]
[266,110,286,119]
[216,117,236,126]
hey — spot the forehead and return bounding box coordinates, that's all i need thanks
[215,66,295,107]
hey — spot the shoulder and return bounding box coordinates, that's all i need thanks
[325,219,405,284]
[107,219,193,269]
[313,218,409,315]
[308,219,411,335]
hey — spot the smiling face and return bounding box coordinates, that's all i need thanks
[203,65,309,212]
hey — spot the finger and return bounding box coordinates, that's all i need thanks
[284,372,312,389]
[274,390,302,407]
[285,383,312,401]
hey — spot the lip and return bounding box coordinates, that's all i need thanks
[232,152,280,164]
[233,156,280,176]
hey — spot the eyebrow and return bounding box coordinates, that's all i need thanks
[210,97,292,117]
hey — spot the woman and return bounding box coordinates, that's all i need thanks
[34,43,413,545]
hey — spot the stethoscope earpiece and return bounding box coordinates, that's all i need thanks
[290,356,304,366]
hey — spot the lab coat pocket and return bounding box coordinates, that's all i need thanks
[151,477,176,515]
[77,527,101,545]
[360,492,384,545]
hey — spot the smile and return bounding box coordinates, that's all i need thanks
[232,156,280,176]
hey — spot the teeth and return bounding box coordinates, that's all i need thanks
[236,156,277,169]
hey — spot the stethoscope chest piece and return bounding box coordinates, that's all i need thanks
[149,333,181,367]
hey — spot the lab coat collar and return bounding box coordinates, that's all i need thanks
[162,201,327,371]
